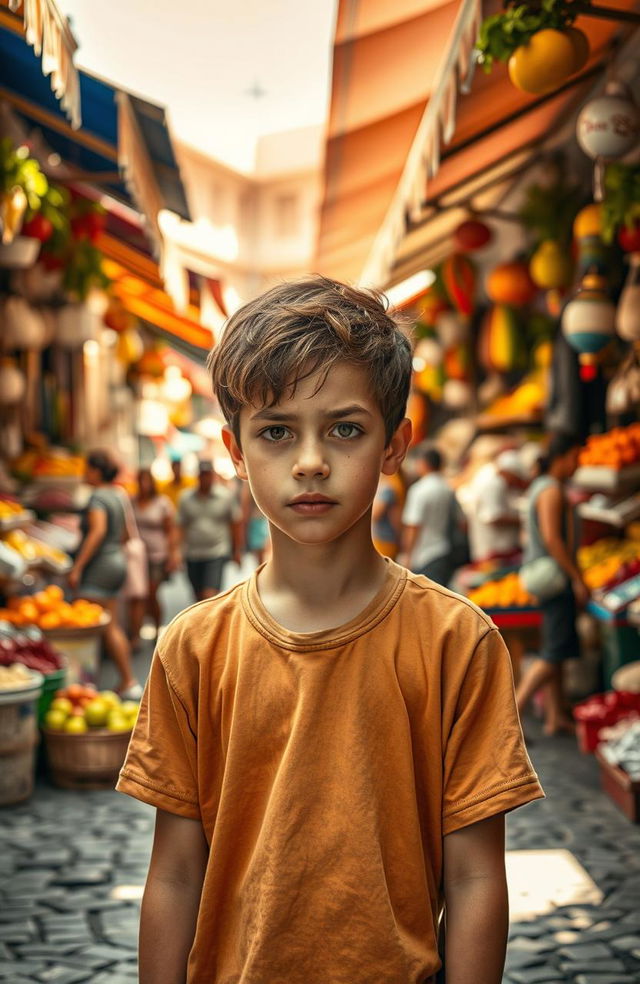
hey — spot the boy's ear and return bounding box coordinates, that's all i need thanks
[221,425,248,481]
[381,417,412,475]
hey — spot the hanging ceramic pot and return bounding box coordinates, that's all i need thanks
[1,296,49,350]
[453,219,492,252]
[561,272,616,380]
[616,253,640,344]
[0,358,26,404]
[577,81,640,161]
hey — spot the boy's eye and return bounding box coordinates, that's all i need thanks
[261,425,291,442]
[331,422,362,439]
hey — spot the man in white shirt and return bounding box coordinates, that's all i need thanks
[466,450,529,564]
[401,446,461,585]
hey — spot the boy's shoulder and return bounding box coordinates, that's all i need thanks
[156,579,246,668]
[400,566,497,642]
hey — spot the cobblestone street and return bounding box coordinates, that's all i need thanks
[1,716,639,983]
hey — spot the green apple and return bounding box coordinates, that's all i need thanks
[106,710,130,732]
[120,700,139,720]
[50,697,73,716]
[84,698,110,727]
[44,708,68,730]
[99,690,121,709]
[64,715,88,734]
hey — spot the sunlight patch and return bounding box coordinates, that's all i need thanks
[506,849,603,922]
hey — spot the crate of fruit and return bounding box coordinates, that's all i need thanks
[42,684,139,790]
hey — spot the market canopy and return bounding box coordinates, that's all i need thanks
[315,0,640,288]
[0,2,191,248]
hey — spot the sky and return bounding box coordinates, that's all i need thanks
[59,0,338,172]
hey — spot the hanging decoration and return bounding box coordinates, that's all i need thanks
[478,305,524,373]
[616,253,640,344]
[561,272,616,381]
[0,359,26,405]
[475,1,589,95]
[439,254,476,316]
[1,297,49,350]
[453,219,492,252]
[619,223,640,253]
[577,82,640,163]
[486,261,537,307]
[530,240,573,289]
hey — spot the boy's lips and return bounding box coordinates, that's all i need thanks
[288,493,337,514]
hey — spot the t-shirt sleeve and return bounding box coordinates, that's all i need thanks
[116,648,200,819]
[442,627,544,835]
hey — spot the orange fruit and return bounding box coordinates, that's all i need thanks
[39,611,61,630]
[18,601,39,623]
[508,29,577,95]
[45,585,64,602]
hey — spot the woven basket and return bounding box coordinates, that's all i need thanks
[42,727,132,790]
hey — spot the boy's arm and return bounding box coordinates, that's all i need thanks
[139,809,209,984]
[442,814,509,984]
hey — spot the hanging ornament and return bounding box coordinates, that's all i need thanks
[576,234,608,277]
[478,306,523,373]
[573,204,602,240]
[1,296,49,350]
[616,253,640,344]
[561,272,616,381]
[435,310,469,347]
[508,28,589,96]
[486,262,537,307]
[453,219,492,253]
[440,254,476,316]
[529,240,573,289]
[0,358,26,405]
[577,81,640,162]
[619,222,640,254]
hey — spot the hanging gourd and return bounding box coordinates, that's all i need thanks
[573,204,602,239]
[616,253,640,344]
[561,272,616,380]
[453,219,492,252]
[440,254,476,316]
[478,305,523,373]
[529,240,573,289]
[486,261,537,307]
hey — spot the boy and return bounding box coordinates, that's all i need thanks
[117,276,544,984]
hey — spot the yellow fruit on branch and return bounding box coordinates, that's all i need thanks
[508,29,583,96]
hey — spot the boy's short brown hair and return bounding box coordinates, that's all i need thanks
[208,275,413,443]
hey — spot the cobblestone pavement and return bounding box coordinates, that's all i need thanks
[1,721,638,983]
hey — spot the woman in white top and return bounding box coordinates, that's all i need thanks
[130,468,179,646]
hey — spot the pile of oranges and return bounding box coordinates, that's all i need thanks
[0,585,105,630]
[579,425,640,471]
[468,572,535,610]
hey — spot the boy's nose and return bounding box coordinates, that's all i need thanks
[292,441,330,479]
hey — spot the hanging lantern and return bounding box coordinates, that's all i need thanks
[440,254,476,316]
[478,305,523,373]
[616,253,640,344]
[576,234,608,277]
[562,272,616,380]
[530,240,573,289]
[453,219,492,252]
[577,81,640,161]
[435,310,469,347]
[0,358,26,404]
[486,261,537,307]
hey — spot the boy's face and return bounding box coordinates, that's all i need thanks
[223,363,410,548]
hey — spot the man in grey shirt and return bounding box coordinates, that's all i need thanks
[177,460,243,599]
[400,445,462,586]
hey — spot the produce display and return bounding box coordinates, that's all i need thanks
[0,663,36,690]
[579,425,640,470]
[0,622,64,675]
[1,528,70,569]
[599,719,640,780]
[468,572,535,609]
[0,586,105,629]
[573,690,640,753]
[578,537,640,592]
[0,496,31,525]
[44,684,139,734]
[11,448,84,482]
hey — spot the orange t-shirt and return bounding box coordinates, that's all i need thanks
[117,560,543,984]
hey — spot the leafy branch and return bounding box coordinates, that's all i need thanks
[601,163,640,244]
[476,0,579,70]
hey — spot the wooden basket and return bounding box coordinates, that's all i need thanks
[595,749,640,823]
[42,727,132,790]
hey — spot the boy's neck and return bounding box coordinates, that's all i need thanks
[257,515,389,633]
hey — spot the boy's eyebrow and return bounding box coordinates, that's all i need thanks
[250,404,373,422]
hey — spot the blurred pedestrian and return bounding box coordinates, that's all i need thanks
[400,445,464,586]
[516,432,588,735]
[177,460,243,599]
[242,484,269,565]
[466,450,529,564]
[68,449,141,699]
[372,473,403,559]
[164,458,188,508]
[129,467,180,647]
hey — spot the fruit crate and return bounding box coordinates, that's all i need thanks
[42,727,132,790]
[595,749,640,823]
